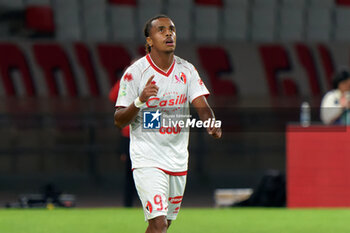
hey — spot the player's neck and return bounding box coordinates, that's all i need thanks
[149,51,174,72]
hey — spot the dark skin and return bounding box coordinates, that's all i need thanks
[114,17,221,233]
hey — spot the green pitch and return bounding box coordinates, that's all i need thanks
[0,207,349,233]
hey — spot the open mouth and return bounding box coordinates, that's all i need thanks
[165,38,175,46]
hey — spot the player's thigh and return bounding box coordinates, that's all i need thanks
[167,175,187,220]
[133,168,169,220]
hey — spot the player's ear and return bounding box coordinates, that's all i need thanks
[146,37,153,48]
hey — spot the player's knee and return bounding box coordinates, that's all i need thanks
[149,216,168,232]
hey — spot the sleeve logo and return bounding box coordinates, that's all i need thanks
[119,83,127,97]
[123,73,133,82]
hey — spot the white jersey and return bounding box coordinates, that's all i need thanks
[116,54,209,172]
[320,89,349,125]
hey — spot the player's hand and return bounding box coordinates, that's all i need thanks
[207,126,222,139]
[340,95,348,108]
[139,75,159,103]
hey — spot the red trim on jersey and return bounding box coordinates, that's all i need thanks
[146,54,175,77]
[131,168,187,176]
[157,168,187,176]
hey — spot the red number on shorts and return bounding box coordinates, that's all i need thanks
[154,195,163,211]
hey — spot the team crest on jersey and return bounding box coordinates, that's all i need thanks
[123,73,133,82]
[145,201,153,214]
[175,72,186,84]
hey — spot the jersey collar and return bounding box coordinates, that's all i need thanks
[146,54,175,77]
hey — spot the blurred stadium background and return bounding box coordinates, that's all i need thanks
[1,0,350,208]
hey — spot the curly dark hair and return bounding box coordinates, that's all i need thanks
[143,14,170,54]
[333,68,350,89]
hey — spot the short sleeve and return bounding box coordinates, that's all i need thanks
[115,66,140,107]
[188,65,210,103]
[320,91,344,125]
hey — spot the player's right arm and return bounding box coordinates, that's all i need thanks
[114,75,158,128]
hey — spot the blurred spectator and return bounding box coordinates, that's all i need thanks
[320,68,350,125]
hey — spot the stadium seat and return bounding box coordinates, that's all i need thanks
[251,7,277,42]
[335,7,350,41]
[52,0,81,40]
[167,0,192,7]
[306,8,332,41]
[337,0,350,6]
[253,0,278,8]
[25,6,55,35]
[194,0,222,42]
[109,0,137,42]
[251,0,278,41]
[25,0,51,5]
[32,43,78,96]
[166,0,193,41]
[280,0,306,8]
[223,7,248,40]
[223,0,250,8]
[278,7,305,41]
[0,0,25,38]
[0,43,35,96]
[222,0,249,40]
[309,0,334,8]
[81,0,108,41]
[166,9,192,41]
[0,0,24,9]
[137,0,163,41]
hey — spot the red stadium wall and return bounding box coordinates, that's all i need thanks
[1,42,349,98]
[287,125,350,207]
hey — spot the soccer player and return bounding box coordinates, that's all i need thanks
[320,68,350,125]
[114,15,222,233]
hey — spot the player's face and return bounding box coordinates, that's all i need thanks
[339,78,350,92]
[147,18,176,53]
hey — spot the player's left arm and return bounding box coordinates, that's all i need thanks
[192,96,222,139]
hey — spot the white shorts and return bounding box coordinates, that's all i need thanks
[133,167,187,221]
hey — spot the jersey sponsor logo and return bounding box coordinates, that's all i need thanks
[175,72,187,84]
[123,73,133,82]
[145,201,153,214]
[169,196,183,204]
[143,110,161,129]
[146,94,187,108]
[159,125,181,134]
